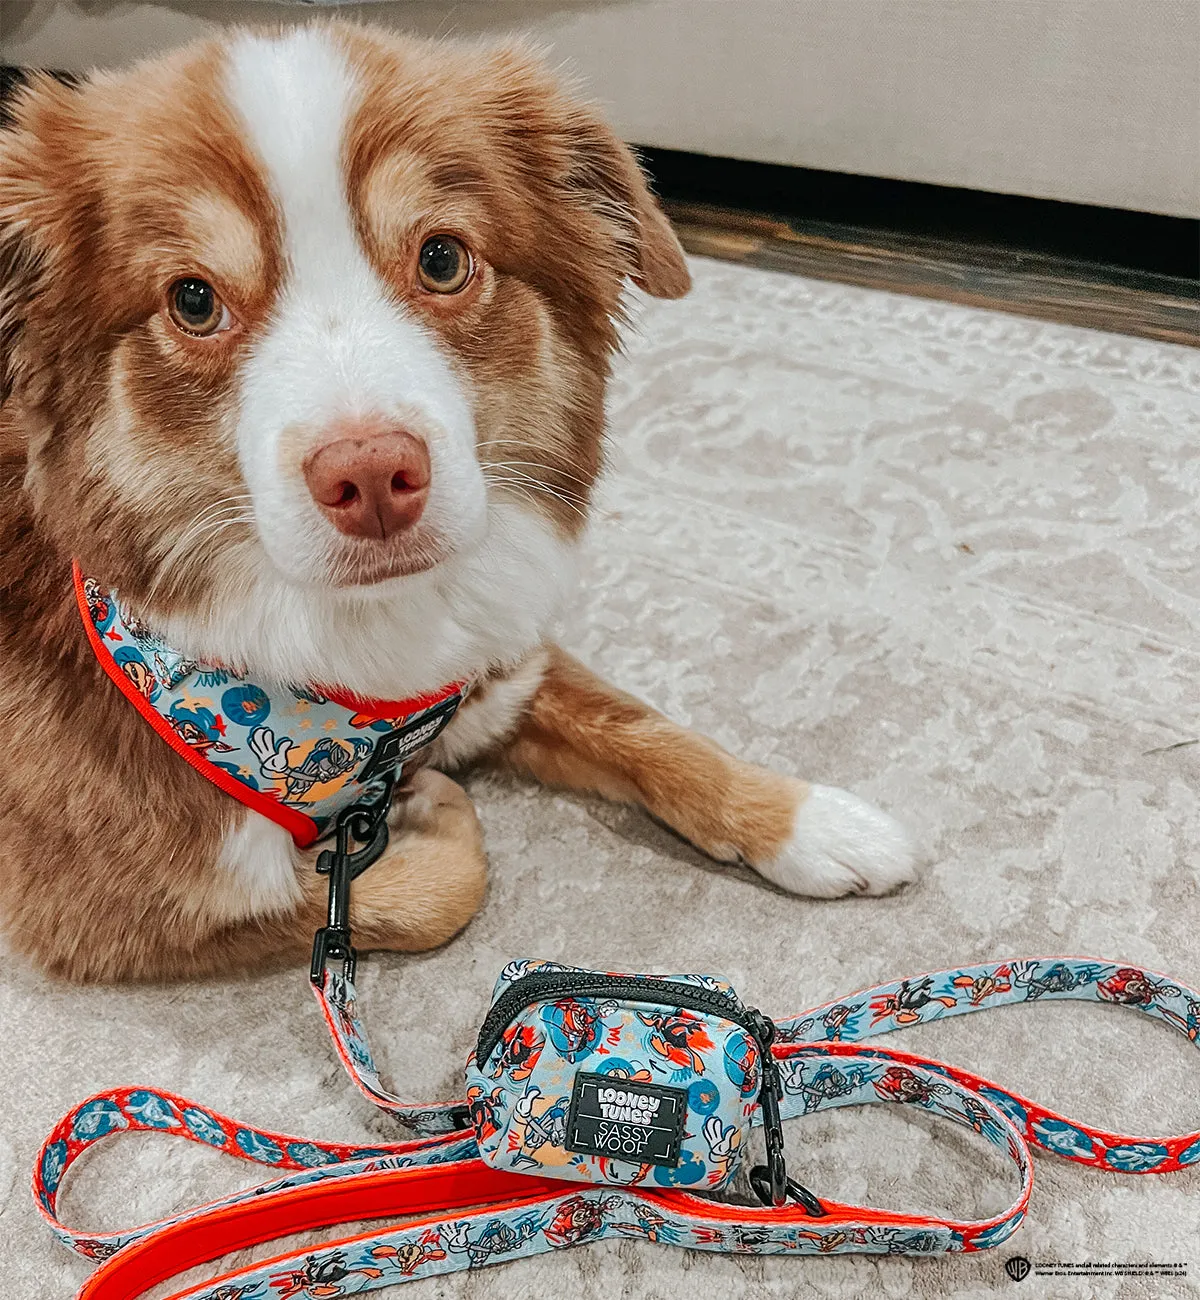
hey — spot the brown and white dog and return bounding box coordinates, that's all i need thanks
[0,24,915,982]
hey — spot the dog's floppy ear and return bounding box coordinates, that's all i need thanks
[482,47,691,301]
[567,119,691,300]
[559,112,691,300]
[0,72,80,401]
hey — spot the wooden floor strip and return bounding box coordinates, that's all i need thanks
[665,201,1199,348]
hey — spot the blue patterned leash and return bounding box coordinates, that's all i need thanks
[33,957,1200,1298]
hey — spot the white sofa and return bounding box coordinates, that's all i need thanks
[2,0,1197,218]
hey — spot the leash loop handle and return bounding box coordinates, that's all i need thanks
[36,955,1200,1300]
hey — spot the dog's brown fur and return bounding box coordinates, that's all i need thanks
[0,26,910,982]
[504,648,799,865]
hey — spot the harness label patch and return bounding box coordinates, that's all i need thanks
[565,1073,687,1167]
[358,694,461,784]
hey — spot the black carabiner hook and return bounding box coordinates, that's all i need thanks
[745,1009,826,1216]
[310,774,396,986]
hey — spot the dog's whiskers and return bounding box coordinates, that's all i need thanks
[483,472,589,522]
[146,495,256,601]
[481,458,597,491]
[476,440,593,477]
[484,463,588,502]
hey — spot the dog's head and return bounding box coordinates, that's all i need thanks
[0,25,688,689]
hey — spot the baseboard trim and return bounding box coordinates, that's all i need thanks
[640,150,1198,348]
[663,201,1199,348]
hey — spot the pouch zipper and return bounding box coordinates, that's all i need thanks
[475,970,776,1075]
[474,968,797,1209]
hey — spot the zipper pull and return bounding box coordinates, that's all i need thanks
[743,1007,783,1108]
[744,1006,777,1053]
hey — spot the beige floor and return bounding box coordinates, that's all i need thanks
[3,258,1199,1298]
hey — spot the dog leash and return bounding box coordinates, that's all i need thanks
[34,953,1200,1299]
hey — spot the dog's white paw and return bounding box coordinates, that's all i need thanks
[756,784,917,898]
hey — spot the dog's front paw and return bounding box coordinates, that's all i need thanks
[756,784,917,898]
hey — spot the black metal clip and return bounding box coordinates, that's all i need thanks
[310,773,396,987]
[749,1167,828,1217]
[747,1010,826,1216]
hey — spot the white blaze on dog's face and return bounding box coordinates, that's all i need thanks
[0,25,689,694]
[224,31,485,589]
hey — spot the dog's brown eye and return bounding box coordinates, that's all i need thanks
[417,236,472,294]
[167,277,230,336]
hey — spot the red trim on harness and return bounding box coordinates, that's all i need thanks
[73,564,322,846]
[73,563,463,849]
[320,679,464,723]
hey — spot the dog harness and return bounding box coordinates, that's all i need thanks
[55,569,1200,1294]
[36,955,1200,1298]
[74,564,466,847]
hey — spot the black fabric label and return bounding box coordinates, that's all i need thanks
[565,1073,687,1167]
[358,694,461,783]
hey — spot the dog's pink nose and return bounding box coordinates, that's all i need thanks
[304,431,431,539]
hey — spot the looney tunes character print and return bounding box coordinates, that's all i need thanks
[783,1060,870,1114]
[951,965,1012,1005]
[368,1232,447,1277]
[248,728,373,803]
[447,1215,542,1264]
[779,1001,866,1043]
[167,702,236,758]
[268,1250,386,1298]
[1012,960,1107,1000]
[543,1195,621,1247]
[466,964,765,1191]
[489,1024,544,1082]
[638,1009,714,1075]
[541,997,617,1064]
[870,977,958,1026]
[37,956,1200,1297]
[1097,967,1182,1006]
[511,1088,570,1169]
[76,569,466,845]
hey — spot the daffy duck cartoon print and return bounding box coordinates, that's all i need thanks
[870,977,958,1026]
[249,727,373,804]
[490,1023,544,1082]
[637,1009,714,1073]
[466,1084,505,1141]
[267,1250,383,1298]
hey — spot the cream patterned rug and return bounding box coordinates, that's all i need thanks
[3,258,1198,1298]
